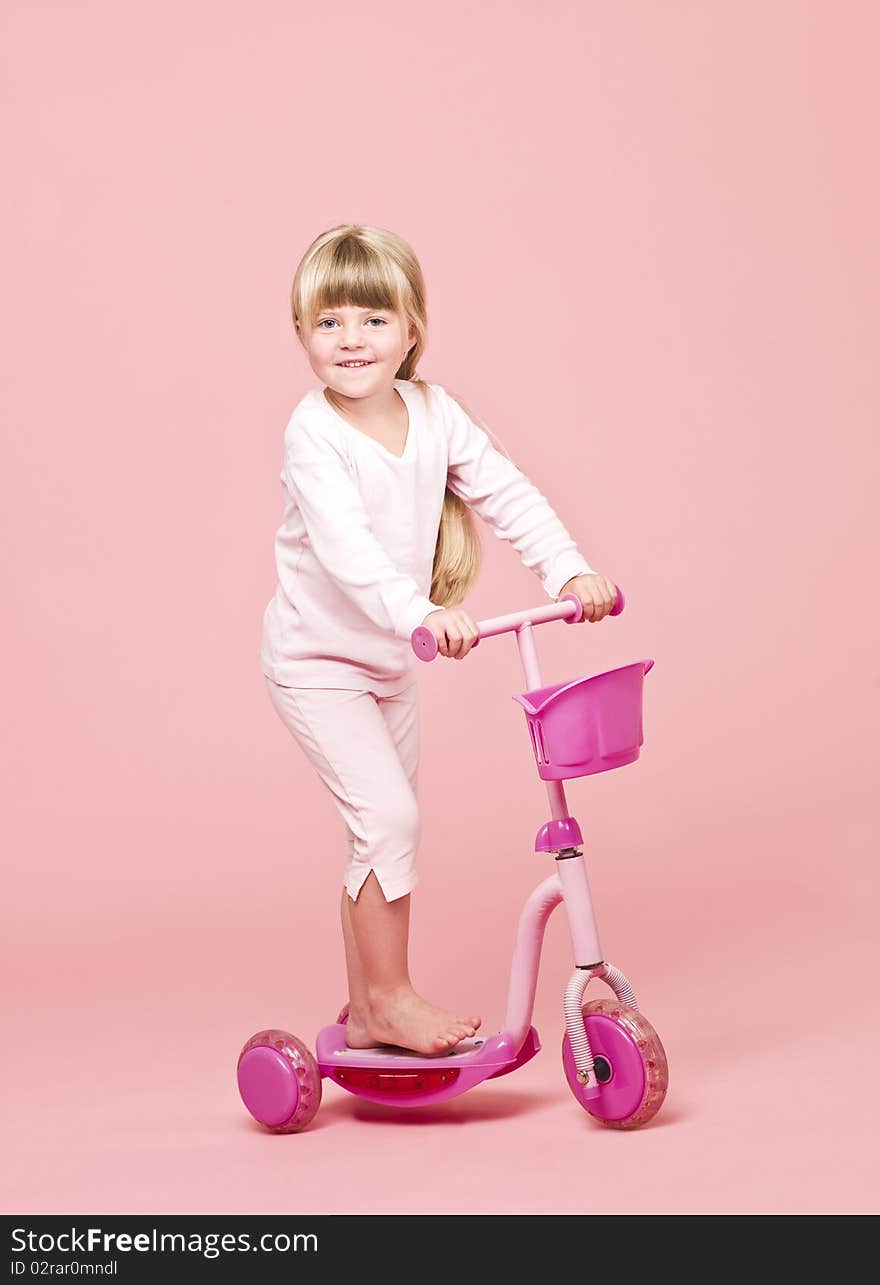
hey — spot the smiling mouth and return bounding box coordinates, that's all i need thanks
[337,361,374,368]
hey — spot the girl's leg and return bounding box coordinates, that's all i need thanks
[266,677,480,1055]
[344,872,482,1053]
[341,683,480,1051]
[339,860,483,1054]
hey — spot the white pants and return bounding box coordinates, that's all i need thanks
[264,677,421,903]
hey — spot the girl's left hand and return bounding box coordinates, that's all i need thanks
[557,573,618,623]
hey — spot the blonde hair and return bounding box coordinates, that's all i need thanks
[291,224,515,609]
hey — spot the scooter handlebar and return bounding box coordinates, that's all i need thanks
[411,583,625,662]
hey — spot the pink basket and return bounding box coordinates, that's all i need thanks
[512,660,654,781]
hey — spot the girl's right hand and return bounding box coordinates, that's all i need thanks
[421,608,480,659]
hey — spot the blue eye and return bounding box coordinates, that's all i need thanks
[367,317,388,327]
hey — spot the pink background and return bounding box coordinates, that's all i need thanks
[3,2,878,1214]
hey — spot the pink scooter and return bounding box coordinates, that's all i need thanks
[238,586,668,1132]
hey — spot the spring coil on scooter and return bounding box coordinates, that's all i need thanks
[563,971,595,1075]
[564,964,641,1078]
[594,962,640,1011]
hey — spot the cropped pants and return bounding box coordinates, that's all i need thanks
[264,676,421,904]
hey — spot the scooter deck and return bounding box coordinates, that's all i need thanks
[317,1028,493,1069]
[314,1024,542,1108]
[315,1023,540,1073]
[330,1033,488,1063]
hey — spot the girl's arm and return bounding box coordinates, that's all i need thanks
[435,384,597,598]
[283,418,441,639]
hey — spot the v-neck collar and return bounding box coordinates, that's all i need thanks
[317,379,416,463]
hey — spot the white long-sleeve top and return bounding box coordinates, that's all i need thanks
[260,378,596,694]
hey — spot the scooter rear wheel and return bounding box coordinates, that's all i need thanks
[562,998,668,1129]
[237,1029,322,1133]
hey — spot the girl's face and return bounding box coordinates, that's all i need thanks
[298,303,416,398]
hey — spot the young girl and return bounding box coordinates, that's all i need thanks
[261,225,618,1058]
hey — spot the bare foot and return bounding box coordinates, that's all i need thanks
[345,986,482,1055]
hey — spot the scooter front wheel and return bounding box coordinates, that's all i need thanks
[237,1029,322,1133]
[562,998,668,1129]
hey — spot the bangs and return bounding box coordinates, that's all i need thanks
[300,236,405,327]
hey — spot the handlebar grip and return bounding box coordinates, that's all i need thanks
[411,625,441,662]
[412,625,481,661]
[562,583,625,623]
